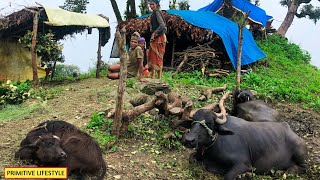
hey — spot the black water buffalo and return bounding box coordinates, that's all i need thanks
[232,88,281,122]
[182,109,308,180]
[20,120,76,146]
[15,120,106,180]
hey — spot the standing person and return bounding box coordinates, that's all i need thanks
[138,37,150,77]
[108,32,146,82]
[148,0,167,79]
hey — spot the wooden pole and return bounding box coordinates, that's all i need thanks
[112,27,128,136]
[171,35,176,68]
[236,11,250,88]
[31,12,39,87]
[96,29,102,78]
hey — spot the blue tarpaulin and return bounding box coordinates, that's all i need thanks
[165,10,265,68]
[198,0,273,28]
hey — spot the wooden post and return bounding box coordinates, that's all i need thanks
[171,35,176,67]
[96,29,102,78]
[236,11,250,88]
[31,12,39,87]
[112,27,128,136]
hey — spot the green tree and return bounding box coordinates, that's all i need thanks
[19,31,65,80]
[60,0,89,13]
[139,0,151,15]
[54,64,80,78]
[169,0,177,10]
[278,0,320,36]
[178,0,190,10]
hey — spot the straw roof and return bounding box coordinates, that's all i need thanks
[0,6,109,40]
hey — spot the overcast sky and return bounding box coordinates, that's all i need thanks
[1,0,319,71]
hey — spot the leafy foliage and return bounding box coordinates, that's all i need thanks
[53,64,81,78]
[139,0,151,16]
[60,0,89,13]
[297,4,320,23]
[280,0,320,23]
[126,78,136,88]
[19,31,65,70]
[0,81,31,106]
[178,0,190,10]
[85,112,117,149]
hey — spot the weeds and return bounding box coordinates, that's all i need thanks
[85,112,117,150]
[128,114,184,151]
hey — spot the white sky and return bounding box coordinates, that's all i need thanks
[1,0,319,71]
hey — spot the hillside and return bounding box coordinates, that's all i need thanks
[0,34,320,179]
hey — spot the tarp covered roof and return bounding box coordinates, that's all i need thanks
[198,0,273,28]
[43,7,109,27]
[164,10,265,68]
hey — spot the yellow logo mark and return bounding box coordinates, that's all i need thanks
[4,167,67,179]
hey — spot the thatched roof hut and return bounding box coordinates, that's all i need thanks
[0,6,110,41]
[0,6,110,83]
[118,11,228,69]
[118,10,266,70]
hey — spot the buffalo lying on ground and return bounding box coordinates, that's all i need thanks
[232,88,281,122]
[15,120,106,180]
[20,120,76,146]
[182,109,308,180]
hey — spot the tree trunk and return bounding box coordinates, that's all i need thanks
[277,1,299,36]
[96,30,102,78]
[236,11,250,88]
[171,35,176,67]
[51,61,57,80]
[130,0,136,18]
[112,28,128,136]
[110,0,123,23]
[126,0,136,19]
[31,12,39,87]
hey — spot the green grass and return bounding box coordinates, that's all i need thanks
[162,34,320,111]
[0,103,42,122]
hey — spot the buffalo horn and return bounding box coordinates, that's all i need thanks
[214,113,227,124]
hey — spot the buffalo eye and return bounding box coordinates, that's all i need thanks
[45,141,54,147]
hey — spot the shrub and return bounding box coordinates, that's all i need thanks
[53,64,81,79]
[0,81,31,106]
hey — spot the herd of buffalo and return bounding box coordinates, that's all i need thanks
[15,88,308,180]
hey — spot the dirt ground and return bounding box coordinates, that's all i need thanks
[0,78,319,180]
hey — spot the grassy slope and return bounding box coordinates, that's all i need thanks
[163,34,320,111]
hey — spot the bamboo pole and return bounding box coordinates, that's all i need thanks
[171,35,176,67]
[96,29,102,78]
[31,12,39,87]
[112,27,128,136]
[236,11,250,88]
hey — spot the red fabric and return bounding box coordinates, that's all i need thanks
[143,67,150,77]
[148,34,166,71]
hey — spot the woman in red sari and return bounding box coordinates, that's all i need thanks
[148,0,167,79]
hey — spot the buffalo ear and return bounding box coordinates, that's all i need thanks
[15,144,38,160]
[178,119,193,129]
[63,136,81,146]
[216,125,234,135]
